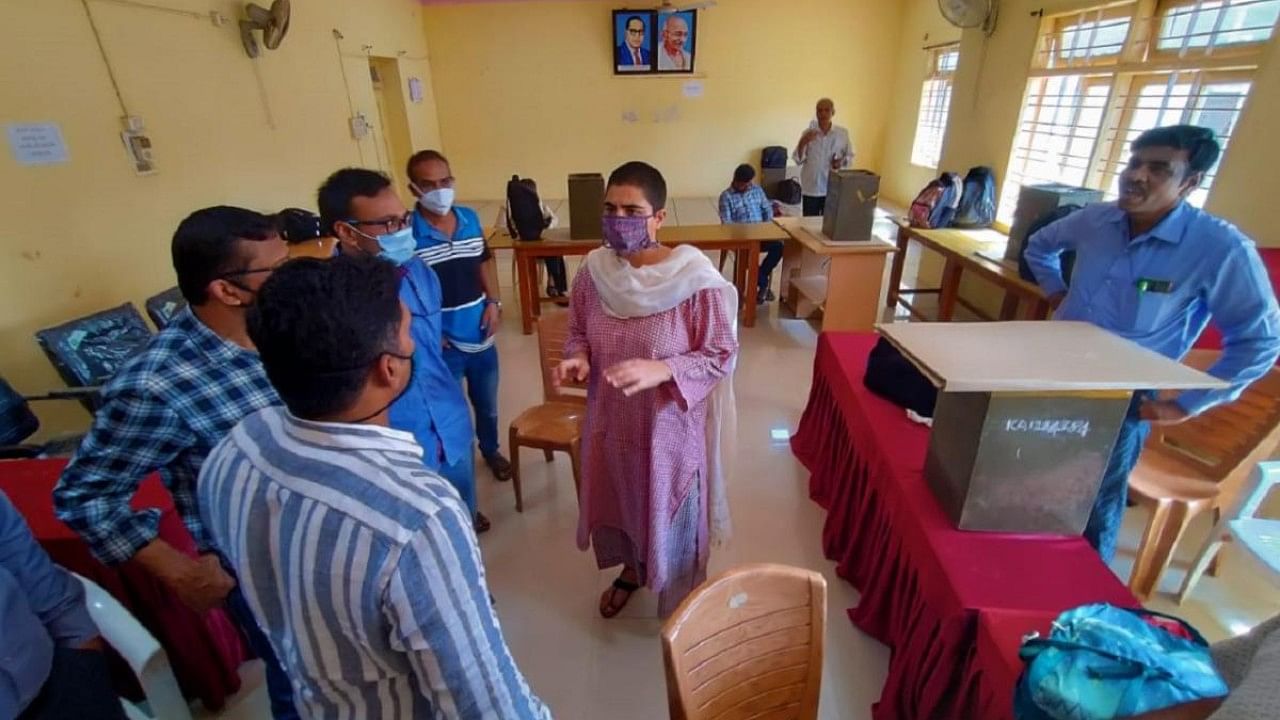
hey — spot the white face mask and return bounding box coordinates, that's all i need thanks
[417,186,455,215]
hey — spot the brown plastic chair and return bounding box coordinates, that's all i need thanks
[662,564,827,720]
[1127,351,1280,598]
[508,310,586,511]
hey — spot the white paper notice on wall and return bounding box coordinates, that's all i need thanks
[682,80,704,98]
[408,77,424,103]
[7,123,69,166]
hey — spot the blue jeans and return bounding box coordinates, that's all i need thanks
[758,240,784,292]
[225,585,299,720]
[443,344,501,458]
[1083,395,1151,564]
[437,450,477,514]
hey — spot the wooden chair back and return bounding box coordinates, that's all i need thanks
[1151,351,1280,498]
[535,311,586,405]
[662,564,826,720]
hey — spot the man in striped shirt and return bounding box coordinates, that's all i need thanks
[407,150,514,485]
[198,255,550,719]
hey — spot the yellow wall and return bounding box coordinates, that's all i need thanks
[1,0,443,437]
[422,0,907,199]
[932,0,1280,247]
[879,0,961,207]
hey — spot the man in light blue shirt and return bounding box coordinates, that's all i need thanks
[1,491,123,720]
[1025,124,1280,562]
[200,255,550,719]
[719,163,783,303]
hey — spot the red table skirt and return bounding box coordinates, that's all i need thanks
[791,333,1138,720]
[0,458,249,710]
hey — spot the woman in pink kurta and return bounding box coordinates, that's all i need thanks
[556,162,738,618]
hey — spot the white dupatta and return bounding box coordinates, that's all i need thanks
[585,245,738,545]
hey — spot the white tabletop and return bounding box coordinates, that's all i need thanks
[878,321,1227,393]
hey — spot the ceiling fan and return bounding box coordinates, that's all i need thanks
[239,0,291,58]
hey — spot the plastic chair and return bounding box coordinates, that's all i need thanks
[507,311,585,512]
[1178,461,1280,603]
[1127,352,1280,598]
[35,303,153,412]
[144,287,186,330]
[662,564,827,720]
[74,573,194,720]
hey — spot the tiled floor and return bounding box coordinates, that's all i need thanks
[203,199,1275,719]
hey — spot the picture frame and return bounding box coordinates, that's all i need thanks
[612,9,697,76]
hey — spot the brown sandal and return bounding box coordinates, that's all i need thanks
[599,576,640,618]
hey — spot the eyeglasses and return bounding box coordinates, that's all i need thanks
[345,211,413,236]
[219,255,290,280]
[627,27,644,34]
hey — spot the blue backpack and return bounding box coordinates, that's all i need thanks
[1015,604,1228,720]
[953,165,997,228]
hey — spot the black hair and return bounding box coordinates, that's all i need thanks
[1132,125,1221,176]
[247,254,404,420]
[171,206,278,305]
[317,168,392,237]
[406,150,450,182]
[626,15,645,28]
[733,164,756,184]
[607,161,667,211]
[277,207,322,244]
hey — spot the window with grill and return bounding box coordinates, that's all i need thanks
[996,0,1278,225]
[910,44,960,169]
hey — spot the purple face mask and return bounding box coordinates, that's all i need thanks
[601,215,655,257]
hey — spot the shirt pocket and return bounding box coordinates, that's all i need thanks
[1128,291,1174,333]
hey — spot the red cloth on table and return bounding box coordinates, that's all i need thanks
[0,458,248,711]
[961,609,1057,720]
[791,333,1139,720]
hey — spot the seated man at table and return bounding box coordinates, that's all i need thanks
[53,207,299,719]
[718,163,783,303]
[1,491,124,720]
[200,255,551,719]
[1024,124,1280,563]
[319,168,484,532]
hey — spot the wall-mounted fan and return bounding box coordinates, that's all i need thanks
[240,0,291,58]
[939,0,992,29]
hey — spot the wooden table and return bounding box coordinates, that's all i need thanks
[889,219,1051,322]
[502,223,790,334]
[773,216,897,332]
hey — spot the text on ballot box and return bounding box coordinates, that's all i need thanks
[877,321,1227,535]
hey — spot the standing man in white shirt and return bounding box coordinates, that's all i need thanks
[792,98,854,216]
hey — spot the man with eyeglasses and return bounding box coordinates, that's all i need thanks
[407,150,513,506]
[318,168,483,532]
[615,15,651,71]
[1025,125,1280,564]
[55,206,299,719]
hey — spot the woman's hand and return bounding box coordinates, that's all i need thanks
[555,354,590,388]
[605,359,673,397]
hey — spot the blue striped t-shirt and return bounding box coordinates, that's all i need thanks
[412,206,494,353]
[198,407,550,720]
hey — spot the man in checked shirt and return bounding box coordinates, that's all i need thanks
[53,206,299,719]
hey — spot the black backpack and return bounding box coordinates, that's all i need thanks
[761,146,788,169]
[1018,204,1082,286]
[952,166,997,228]
[776,178,803,205]
[863,336,938,418]
[506,175,547,241]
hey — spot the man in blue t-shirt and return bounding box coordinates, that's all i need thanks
[407,151,513,491]
[318,167,488,532]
